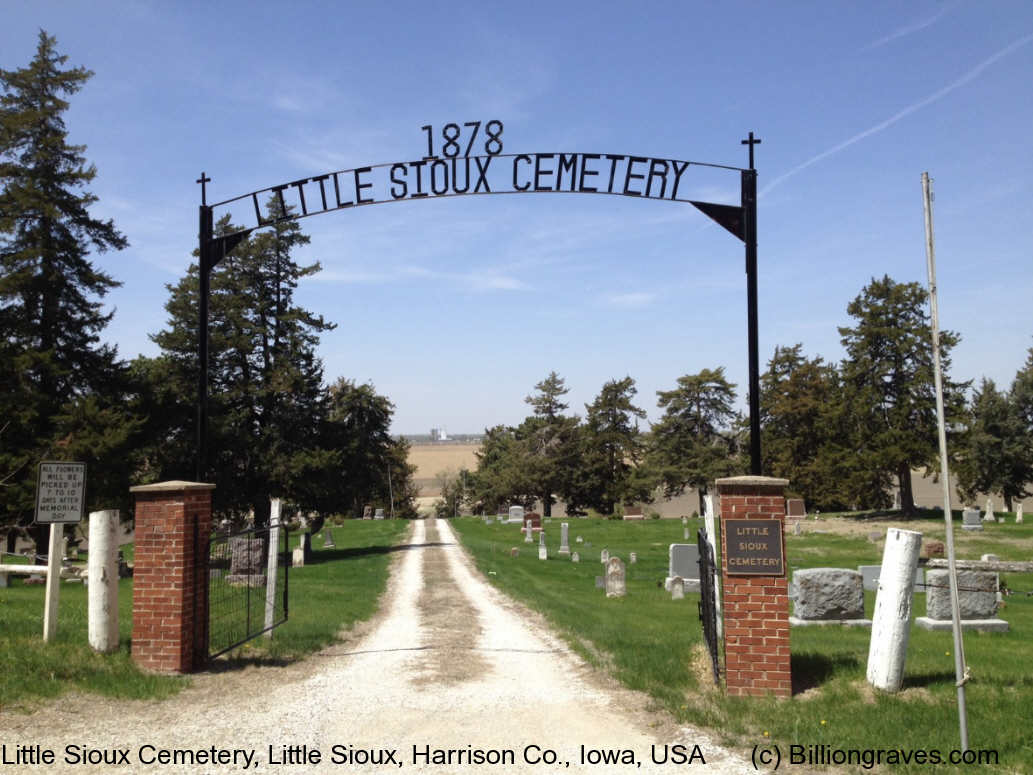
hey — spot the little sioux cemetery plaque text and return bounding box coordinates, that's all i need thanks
[724,519,784,576]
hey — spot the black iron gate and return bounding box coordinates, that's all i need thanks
[697,528,721,685]
[204,523,289,659]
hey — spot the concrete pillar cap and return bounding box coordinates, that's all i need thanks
[130,480,216,493]
[715,476,789,488]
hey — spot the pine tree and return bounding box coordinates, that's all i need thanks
[760,345,849,509]
[148,202,334,523]
[1,32,131,551]
[568,377,651,515]
[956,376,1032,511]
[838,276,967,512]
[521,371,580,516]
[648,367,741,515]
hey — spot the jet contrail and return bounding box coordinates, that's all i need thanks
[761,32,1033,197]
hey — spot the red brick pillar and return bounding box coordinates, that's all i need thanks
[130,481,214,673]
[716,475,791,698]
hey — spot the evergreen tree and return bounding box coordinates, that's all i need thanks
[760,345,850,509]
[521,371,580,516]
[956,377,1031,511]
[149,202,334,524]
[567,377,651,515]
[470,424,536,514]
[648,367,741,515]
[0,32,132,551]
[323,378,416,518]
[838,276,967,512]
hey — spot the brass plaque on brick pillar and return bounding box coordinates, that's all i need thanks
[725,519,784,576]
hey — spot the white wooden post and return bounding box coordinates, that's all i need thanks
[703,493,722,639]
[866,528,922,691]
[43,523,63,642]
[88,510,120,653]
[264,498,282,638]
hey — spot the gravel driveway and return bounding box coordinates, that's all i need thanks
[3,519,752,774]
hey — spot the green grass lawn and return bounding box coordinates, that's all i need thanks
[0,518,408,712]
[451,514,1033,774]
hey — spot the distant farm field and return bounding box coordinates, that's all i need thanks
[407,442,480,496]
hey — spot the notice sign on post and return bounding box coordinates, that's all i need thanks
[725,519,784,576]
[35,462,86,524]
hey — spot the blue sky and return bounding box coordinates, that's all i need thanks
[4,1,1032,434]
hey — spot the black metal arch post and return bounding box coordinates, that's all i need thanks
[196,173,251,482]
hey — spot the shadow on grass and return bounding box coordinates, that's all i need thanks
[791,652,860,694]
[901,670,956,689]
[305,542,450,564]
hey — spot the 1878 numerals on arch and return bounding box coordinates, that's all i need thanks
[421,120,503,159]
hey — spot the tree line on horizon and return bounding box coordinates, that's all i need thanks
[0,32,417,559]
[440,316,1033,519]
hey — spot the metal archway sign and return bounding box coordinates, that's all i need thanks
[194,124,762,480]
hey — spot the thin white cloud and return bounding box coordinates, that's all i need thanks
[762,32,1033,197]
[307,264,528,292]
[604,292,656,308]
[862,5,955,51]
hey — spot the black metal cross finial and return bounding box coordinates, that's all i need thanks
[196,172,211,206]
[741,132,761,170]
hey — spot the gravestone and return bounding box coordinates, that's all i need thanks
[600,548,609,564]
[623,506,644,521]
[558,522,570,556]
[576,535,583,543]
[508,505,525,524]
[524,520,534,543]
[538,543,547,561]
[520,512,543,533]
[323,528,335,548]
[1017,503,1024,524]
[983,498,995,523]
[605,557,626,598]
[858,564,924,593]
[595,576,604,589]
[961,508,983,532]
[510,547,520,558]
[916,570,1007,632]
[362,505,373,520]
[485,518,495,525]
[292,546,305,567]
[227,537,265,586]
[683,527,690,540]
[571,552,580,563]
[374,508,385,520]
[681,516,688,526]
[789,568,869,626]
[785,498,806,518]
[670,575,685,600]
[792,521,802,536]
[867,530,882,543]
[629,551,637,564]
[665,543,700,592]
[892,490,901,510]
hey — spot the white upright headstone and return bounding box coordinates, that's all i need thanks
[892,490,901,510]
[525,520,533,543]
[670,576,685,600]
[600,548,609,564]
[605,557,626,598]
[983,497,995,523]
[509,505,525,524]
[1017,503,1024,524]
[629,551,637,564]
[558,522,570,555]
[571,552,580,563]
